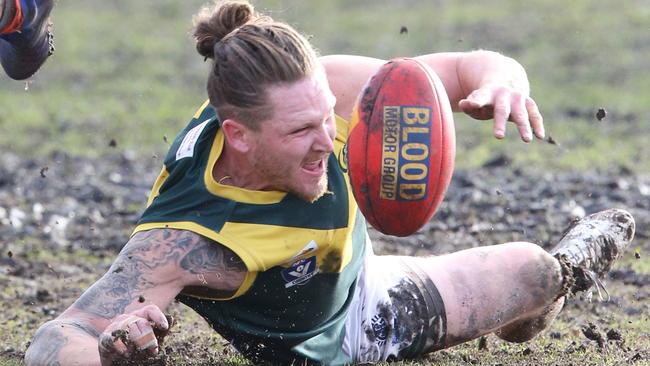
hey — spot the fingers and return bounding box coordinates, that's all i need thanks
[126,317,159,353]
[132,304,169,331]
[507,92,531,142]
[526,97,545,139]
[492,88,512,140]
[99,317,159,359]
[98,306,170,362]
[99,329,128,356]
[460,85,545,143]
[98,325,131,363]
[506,94,545,142]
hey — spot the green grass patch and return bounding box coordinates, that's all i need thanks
[1,0,648,172]
[0,358,23,366]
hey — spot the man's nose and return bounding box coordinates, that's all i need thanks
[315,123,335,153]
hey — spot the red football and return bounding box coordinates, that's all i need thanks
[347,57,455,237]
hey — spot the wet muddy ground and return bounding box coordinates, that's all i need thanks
[1,151,648,365]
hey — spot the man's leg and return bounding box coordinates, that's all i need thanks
[0,0,55,80]
[407,242,566,347]
[406,208,635,349]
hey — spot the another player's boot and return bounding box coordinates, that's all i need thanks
[550,208,635,300]
[0,0,55,80]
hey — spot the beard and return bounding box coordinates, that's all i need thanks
[251,149,330,203]
[301,169,329,203]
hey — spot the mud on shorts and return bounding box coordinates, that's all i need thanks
[342,243,447,363]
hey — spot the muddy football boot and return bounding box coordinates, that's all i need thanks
[550,208,635,300]
[0,0,55,80]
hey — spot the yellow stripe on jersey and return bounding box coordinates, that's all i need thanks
[145,166,169,208]
[218,220,355,273]
[335,114,349,146]
[193,99,211,119]
[203,130,287,204]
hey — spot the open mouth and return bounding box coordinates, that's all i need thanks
[302,158,325,177]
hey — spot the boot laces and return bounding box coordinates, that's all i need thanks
[558,227,618,301]
[579,269,610,302]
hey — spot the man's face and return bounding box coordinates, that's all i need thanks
[248,69,337,202]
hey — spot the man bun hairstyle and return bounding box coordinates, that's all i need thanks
[193,0,319,129]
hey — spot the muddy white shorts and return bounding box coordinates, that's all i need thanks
[342,241,447,363]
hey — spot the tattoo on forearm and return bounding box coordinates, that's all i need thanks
[74,229,191,318]
[73,229,246,318]
[28,324,68,366]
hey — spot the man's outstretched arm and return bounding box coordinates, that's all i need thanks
[321,50,543,143]
[25,229,247,366]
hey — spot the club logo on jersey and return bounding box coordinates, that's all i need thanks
[281,256,319,288]
[371,314,388,346]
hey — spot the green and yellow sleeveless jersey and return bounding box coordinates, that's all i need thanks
[134,101,367,365]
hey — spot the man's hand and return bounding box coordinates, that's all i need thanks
[458,84,545,143]
[98,305,171,365]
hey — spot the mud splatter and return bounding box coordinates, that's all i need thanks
[112,328,129,345]
[581,322,605,348]
[320,251,342,272]
[606,329,622,341]
[477,336,488,351]
[546,135,559,146]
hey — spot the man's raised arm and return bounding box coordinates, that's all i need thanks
[25,229,247,366]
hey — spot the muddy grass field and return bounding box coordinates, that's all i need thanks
[0,150,648,365]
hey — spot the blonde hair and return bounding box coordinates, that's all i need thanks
[193,1,319,129]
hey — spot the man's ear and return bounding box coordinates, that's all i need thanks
[221,119,253,153]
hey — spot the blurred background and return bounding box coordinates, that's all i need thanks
[1,0,648,172]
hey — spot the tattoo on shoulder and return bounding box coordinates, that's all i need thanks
[73,229,245,318]
[180,238,246,274]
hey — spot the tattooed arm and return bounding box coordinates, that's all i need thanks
[25,229,247,366]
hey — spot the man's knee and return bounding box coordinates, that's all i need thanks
[504,242,559,269]
[502,242,564,296]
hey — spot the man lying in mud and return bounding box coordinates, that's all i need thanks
[25,1,636,365]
